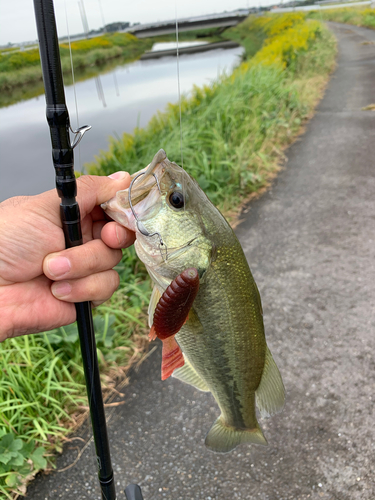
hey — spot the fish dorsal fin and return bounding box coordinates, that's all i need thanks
[255,347,285,418]
[172,355,210,392]
[148,285,162,328]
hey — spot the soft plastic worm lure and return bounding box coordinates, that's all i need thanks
[149,268,200,380]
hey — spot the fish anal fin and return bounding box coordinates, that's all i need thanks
[161,336,184,380]
[205,417,267,453]
[148,325,157,342]
[172,355,210,392]
[256,346,285,419]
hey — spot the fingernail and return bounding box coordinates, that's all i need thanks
[108,171,126,180]
[115,224,126,246]
[46,256,71,277]
[51,281,72,298]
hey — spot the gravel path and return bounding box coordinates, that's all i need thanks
[26,23,375,500]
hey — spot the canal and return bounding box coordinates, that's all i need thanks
[0,45,243,201]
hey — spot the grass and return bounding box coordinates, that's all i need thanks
[0,33,152,103]
[0,28,223,109]
[0,13,337,498]
[308,5,375,29]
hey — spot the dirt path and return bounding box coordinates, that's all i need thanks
[27,23,375,500]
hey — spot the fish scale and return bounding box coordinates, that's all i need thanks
[102,150,285,453]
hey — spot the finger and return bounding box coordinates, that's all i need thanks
[43,239,122,281]
[31,171,130,231]
[93,220,107,240]
[101,221,136,249]
[77,172,131,220]
[0,276,76,340]
[50,270,120,304]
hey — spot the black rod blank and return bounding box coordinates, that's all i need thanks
[33,1,116,498]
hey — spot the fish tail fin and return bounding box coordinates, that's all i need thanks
[205,417,268,453]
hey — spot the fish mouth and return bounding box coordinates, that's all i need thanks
[101,149,168,232]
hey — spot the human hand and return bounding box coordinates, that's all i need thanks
[0,172,134,341]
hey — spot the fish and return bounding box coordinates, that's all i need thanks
[102,149,285,453]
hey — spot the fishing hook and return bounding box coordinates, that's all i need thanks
[128,172,166,253]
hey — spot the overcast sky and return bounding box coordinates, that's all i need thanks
[0,0,275,46]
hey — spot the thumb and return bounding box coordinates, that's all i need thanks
[76,172,131,219]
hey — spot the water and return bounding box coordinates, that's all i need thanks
[0,46,243,201]
[150,41,208,51]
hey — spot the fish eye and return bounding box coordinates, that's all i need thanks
[169,191,185,209]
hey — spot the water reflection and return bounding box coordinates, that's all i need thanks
[0,46,243,201]
[95,76,107,108]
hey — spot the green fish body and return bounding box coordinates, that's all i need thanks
[102,150,285,453]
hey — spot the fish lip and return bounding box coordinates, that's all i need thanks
[102,198,136,232]
[101,163,166,234]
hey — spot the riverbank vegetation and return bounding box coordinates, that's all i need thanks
[0,13,336,498]
[309,5,375,28]
[0,33,152,104]
[0,28,225,108]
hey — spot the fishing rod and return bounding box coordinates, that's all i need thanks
[32,1,143,498]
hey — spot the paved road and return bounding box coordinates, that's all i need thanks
[27,23,375,500]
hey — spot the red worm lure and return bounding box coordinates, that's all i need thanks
[149,268,200,380]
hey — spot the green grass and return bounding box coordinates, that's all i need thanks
[308,5,375,29]
[0,14,337,498]
[0,33,152,103]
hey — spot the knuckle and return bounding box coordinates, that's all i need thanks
[92,270,119,300]
[77,175,97,192]
[83,244,101,273]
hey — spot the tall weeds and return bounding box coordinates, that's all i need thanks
[309,5,375,29]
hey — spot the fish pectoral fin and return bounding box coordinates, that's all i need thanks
[172,355,210,392]
[205,417,267,453]
[255,346,285,418]
[148,286,162,328]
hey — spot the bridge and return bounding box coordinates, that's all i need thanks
[127,9,251,38]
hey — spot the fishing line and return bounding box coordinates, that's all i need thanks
[175,0,188,223]
[64,0,82,169]
[64,0,97,422]
[175,3,183,170]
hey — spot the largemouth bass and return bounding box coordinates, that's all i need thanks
[102,150,285,453]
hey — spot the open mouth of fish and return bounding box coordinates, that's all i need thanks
[101,149,168,234]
